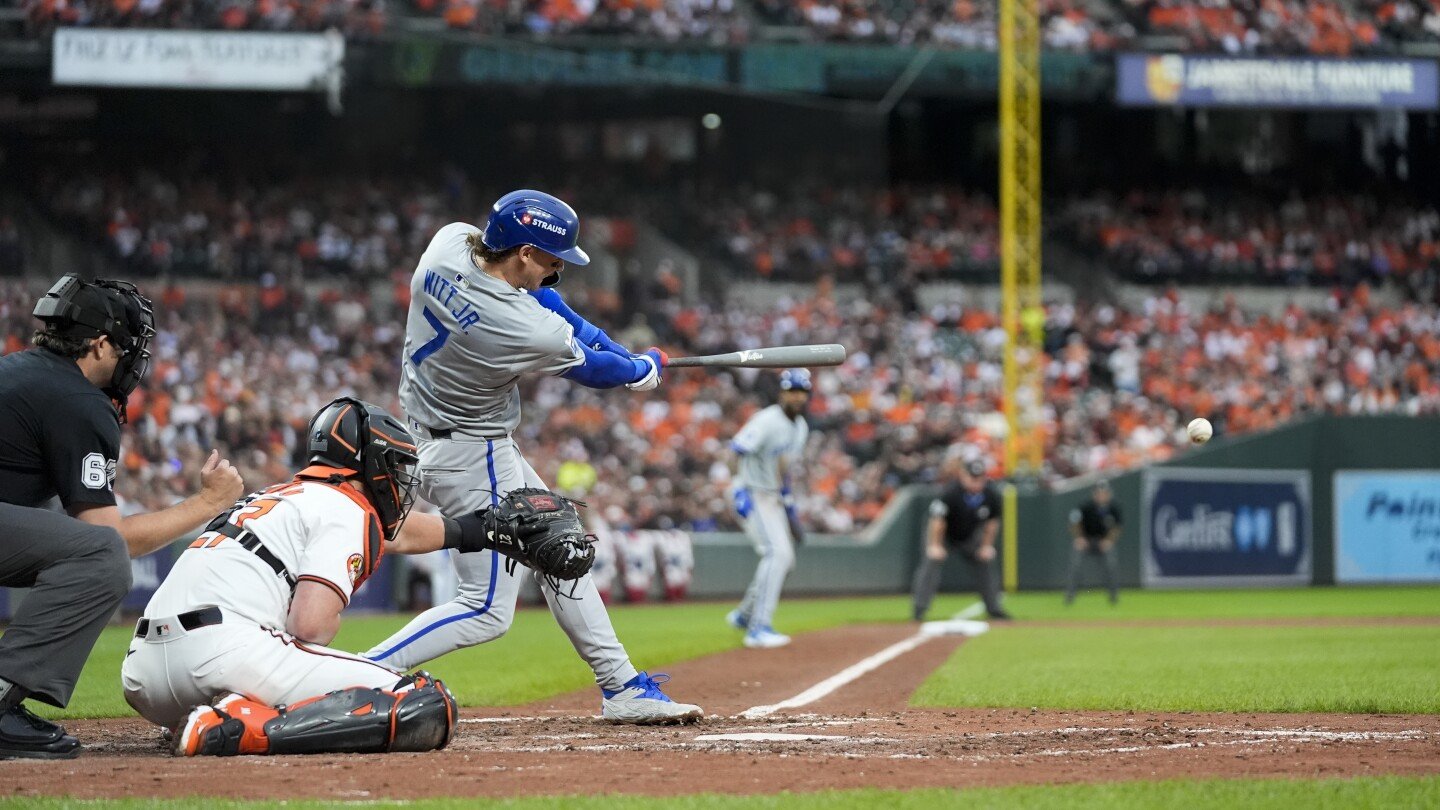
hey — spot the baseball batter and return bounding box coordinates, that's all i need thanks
[364,190,702,723]
[726,369,811,649]
[122,398,594,756]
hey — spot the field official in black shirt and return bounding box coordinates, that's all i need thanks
[911,458,1010,621]
[0,274,243,760]
[1064,480,1122,605]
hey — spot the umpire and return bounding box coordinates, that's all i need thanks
[1063,480,1122,605]
[911,459,1011,622]
[0,274,242,759]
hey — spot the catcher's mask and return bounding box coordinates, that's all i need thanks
[33,273,155,423]
[305,398,420,541]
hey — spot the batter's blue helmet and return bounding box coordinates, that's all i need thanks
[779,369,812,392]
[482,190,591,277]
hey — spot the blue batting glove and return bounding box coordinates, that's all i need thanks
[733,487,753,519]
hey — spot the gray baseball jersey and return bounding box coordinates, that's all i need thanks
[399,223,584,437]
[732,404,808,493]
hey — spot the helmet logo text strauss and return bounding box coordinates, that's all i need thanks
[520,210,568,236]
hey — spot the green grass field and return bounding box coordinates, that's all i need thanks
[912,585,1440,714]
[914,624,1440,713]
[4,776,1438,810]
[36,586,1440,719]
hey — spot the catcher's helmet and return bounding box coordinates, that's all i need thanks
[481,189,590,287]
[33,273,155,422]
[306,398,420,541]
[779,368,813,392]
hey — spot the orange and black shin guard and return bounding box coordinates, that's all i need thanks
[216,695,281,754]
[261,677,457,755]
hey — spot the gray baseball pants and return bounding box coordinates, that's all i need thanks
[364,436,638,692]
[0,502,130,707]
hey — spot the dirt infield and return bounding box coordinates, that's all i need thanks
[4,621,1438,800]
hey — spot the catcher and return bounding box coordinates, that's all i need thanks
[121,398,593,756]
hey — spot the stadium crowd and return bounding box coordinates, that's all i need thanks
[1059,189,1440,289]
[695,184,1000,285]
[752,0,1130,52]
[695,183,1440,289]
[3,275,1436,532]
[23,0,385,35]
[34,168,561,282]
[21,0,1440,53]
[423,0,748,41]
[38,167,1440,290]
[1121,0,1440,55]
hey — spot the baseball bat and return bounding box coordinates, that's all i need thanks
[666,344,847,369]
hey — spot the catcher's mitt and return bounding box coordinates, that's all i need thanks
[484,487,596,583]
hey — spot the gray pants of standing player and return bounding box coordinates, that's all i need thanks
[364,435,638,692]
[1064,543,1119,604]
[911,535,1004,620]
[736,491,794,631]
[0,502,131,707]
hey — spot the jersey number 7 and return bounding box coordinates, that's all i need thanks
[411,307,451,367]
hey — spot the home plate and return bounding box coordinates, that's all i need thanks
[696,732,850,742]
[920,619,989,637]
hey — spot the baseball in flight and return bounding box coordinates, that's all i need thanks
[1187,417,1213,444]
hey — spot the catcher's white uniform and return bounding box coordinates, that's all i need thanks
[122,469,405,729]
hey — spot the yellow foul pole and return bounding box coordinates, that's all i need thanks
[999,0,1042,591]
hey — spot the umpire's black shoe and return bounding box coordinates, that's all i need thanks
[0,702,81,760]
[987,610,1015,622]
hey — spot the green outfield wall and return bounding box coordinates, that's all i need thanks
[691,416,1440,597]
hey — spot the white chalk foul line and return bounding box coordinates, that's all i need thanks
[739,633,933,719]
[954,601,986,620]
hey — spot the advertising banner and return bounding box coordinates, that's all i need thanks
[53,28,343,90]
[382,39,1107,99]
[1334,471,1440,583]
[1142,468,1311,587]
[1117,53,1440,109]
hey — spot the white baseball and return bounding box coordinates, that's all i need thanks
[1187,417,1213,444]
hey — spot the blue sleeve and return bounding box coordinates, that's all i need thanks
[530,288,629,356]
[562,342,650,389]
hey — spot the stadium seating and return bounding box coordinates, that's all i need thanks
[19,0,1440,53]
[1059,189,1440,287]
[3,277,1436,531]
[38,167,1437,287]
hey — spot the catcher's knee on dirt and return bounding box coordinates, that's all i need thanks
[198,675,457,755]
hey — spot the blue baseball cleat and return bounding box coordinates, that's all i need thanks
[725,609,749,631]
[600,672,704,725]
[743,625,792,649]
